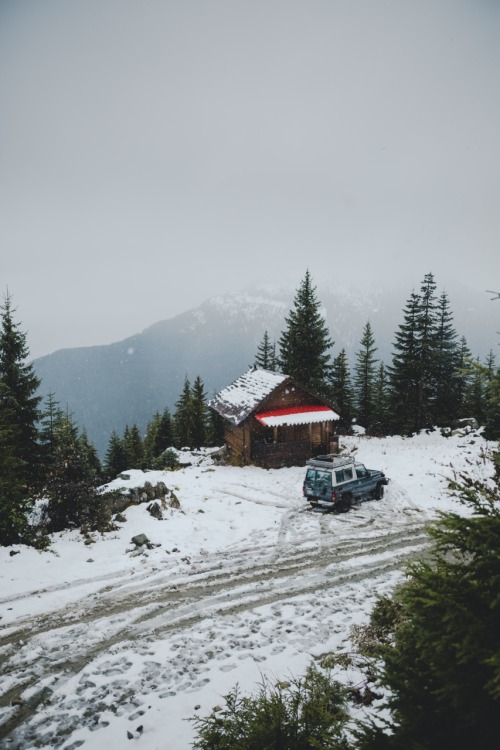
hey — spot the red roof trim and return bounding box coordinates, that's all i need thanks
[255,405,331,423]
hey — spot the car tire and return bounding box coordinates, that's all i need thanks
[374,483,384,500]
[340,494,352,512]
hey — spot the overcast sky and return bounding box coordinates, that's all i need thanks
[1,0,499,359]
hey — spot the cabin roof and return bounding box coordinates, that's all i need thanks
[209,368,289,425]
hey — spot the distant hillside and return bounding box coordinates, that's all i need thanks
[33,282,496,457]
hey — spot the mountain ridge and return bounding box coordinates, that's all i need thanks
[33,282,496,456]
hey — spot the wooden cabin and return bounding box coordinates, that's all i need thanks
[209,368,340,468]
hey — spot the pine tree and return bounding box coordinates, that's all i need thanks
[155,407,175,454]
[278,270,333,394]
[353,322,378,432]
[414,272,439,430]
[0,292,42,489]
[123,424,144,469]
[387,291,421,434]
[0,293,42,544]
[359,465,500,749]
[39,391,62,480]
[46,412,107,532]
[104,431,128,480]
[329,349,354,434]
[254,331,277,371]
[433,291,459,425]
[0,381,28,545]
[191,375,208,449]
[372,362,390,435]
[455,337,475,418]
[484,351,500,439]
[175,376,194,447]
[143,412,161,467]
[207,408,225,447]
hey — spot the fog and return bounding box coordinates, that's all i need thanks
[1,0,499,359]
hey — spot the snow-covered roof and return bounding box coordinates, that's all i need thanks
[209,368,289,425]
[255,405,339,427]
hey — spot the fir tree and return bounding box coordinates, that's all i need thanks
[208,410,225,447]
[433,291,459,425]
[254,330,277,371]
[175,376,194,447]
[353,322,378,432]
[278,270,333,394]
[104,431,128,480]
[191,375,208,449]
[414,272,439,430]
[372,362,390,435]
[154,407,175,454]
[0,292,42,489]
[359,463,500,750]
[0,381,28,545]
[387,291,421,434]
[143,412,161,467]
[123,424,144,469]
[329,349,354,434]
[46,412,107,532]
[455,337,475,418]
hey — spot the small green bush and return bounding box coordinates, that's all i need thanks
[190,664,350,750]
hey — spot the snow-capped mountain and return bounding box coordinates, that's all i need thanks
[33,281,496,456]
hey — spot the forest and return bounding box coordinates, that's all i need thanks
[0,271,499,546]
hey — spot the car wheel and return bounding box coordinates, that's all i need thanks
[374,483,384,500]
[340,494,352,512]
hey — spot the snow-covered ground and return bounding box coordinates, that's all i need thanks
[0,429,496,749]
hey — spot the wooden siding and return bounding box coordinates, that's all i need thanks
[220,379,339,468]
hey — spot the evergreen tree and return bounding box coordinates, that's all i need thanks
[254,330,277,371]
[104,431,128,479]
[414,272,439,430]
[278,270,333,394]
[353,322,378,432]
[39,391,62,480]
[207,408,225,447]
[484,351,500,439]
[433,290,459,425]
[329,349,354,434]
[0,381,29,545]
[46,412,107,532]
[0,292,42,489]
[154,407,175,454]
[174,376,194,447]
[143,412,161,467]
[358,463,500,750]
[123,424,144,469]
[455,337,475,418]
[191,375,208,449]
[372,362,390,435]
[79,430,102,479]
[387,291,421,434]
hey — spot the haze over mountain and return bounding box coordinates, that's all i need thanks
[33,281,496,457]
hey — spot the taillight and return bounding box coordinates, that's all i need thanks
[331,491,336,502]
[302,484,306,496]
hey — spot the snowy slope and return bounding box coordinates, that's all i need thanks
[0,430,496,749]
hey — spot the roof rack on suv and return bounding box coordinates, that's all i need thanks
[306,455,354,469]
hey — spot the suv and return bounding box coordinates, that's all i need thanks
[303,454,388,512]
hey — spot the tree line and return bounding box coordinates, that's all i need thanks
[0,293,222,546]
[255,270,500,439]
[1,272,498,546]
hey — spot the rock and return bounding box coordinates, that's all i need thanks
[9,549,20,556]
[131,533,150,547]
[147,502,163,520]
[114,513,127,523]
[86,558,94,563]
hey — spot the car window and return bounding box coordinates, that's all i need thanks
[356,465,368,478]
[317,471,331,494]
[306,469,316,482]
[335,469,344,483]
[344,467,353,480]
